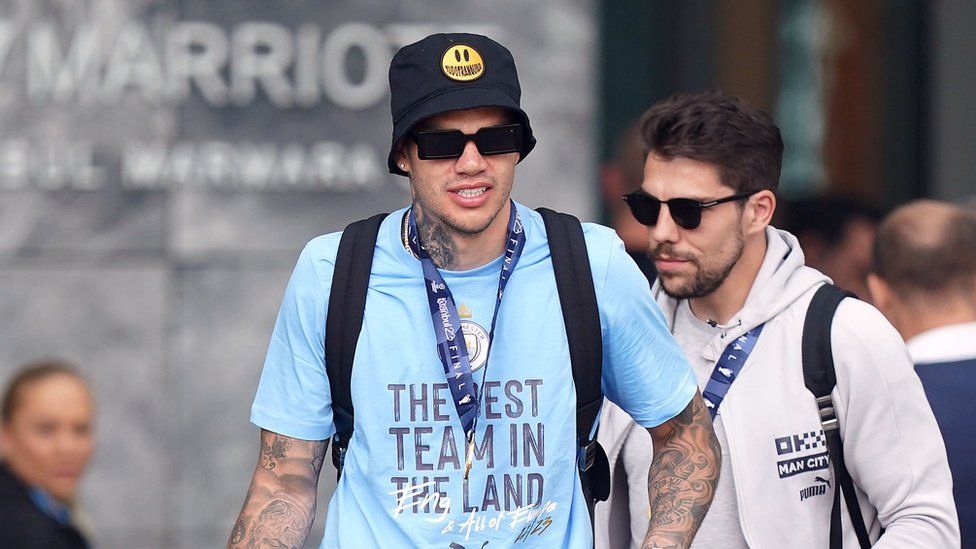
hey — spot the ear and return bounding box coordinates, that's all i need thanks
[395,141,412,174]
[866,273,891,313]
[396,156,410,175]
[745,189,776,235]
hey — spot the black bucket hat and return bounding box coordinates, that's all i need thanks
[387,33,536,176]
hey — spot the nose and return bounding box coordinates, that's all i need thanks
[54,427,91,457]
[650,203,680,245]
[454,139,487,175]
[53,430,74,457]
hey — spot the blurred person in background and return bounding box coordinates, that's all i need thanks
[598,89,959,548]
[867,199,976,546]
[0,359,94,549]
[780,195,882,302]
[962,195,976,218]
[601,122,657,283]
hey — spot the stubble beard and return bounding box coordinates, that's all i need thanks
[412,174,508,237]
[657,229,746,300]
[410,173,510,268]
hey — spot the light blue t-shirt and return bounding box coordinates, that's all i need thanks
[251,202,696,548]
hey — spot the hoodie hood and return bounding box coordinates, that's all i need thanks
[653,226,830,339]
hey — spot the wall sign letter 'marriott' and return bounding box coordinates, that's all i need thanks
[0,20,501,191]
[0,19,405,109]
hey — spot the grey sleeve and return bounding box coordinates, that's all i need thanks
[619,424,654,549]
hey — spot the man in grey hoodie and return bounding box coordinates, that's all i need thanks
[596,90,959,549]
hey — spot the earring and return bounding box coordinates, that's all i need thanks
[399,164,405,169]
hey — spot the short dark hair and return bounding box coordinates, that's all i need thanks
[782,195,883,247]
[640,89,784,193]
[873,202,976,299]
[1,359,86,424]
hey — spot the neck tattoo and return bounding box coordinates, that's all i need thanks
[410,205,458,269]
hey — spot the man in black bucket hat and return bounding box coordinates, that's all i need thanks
[387,33,536,176]
[231,33,718,549]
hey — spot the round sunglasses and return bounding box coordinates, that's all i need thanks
[622,190,758,230]
[411,124,523,160]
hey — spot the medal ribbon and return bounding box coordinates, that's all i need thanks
[407,201,525,446]
[701,324,764,419]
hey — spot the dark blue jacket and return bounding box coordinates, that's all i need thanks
[916,358,976,547]
[0,462,89,549]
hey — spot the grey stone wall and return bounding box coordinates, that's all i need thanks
[0,1,596,547]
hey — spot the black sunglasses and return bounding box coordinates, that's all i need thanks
[622,190,758,230]
[411,124,523,160]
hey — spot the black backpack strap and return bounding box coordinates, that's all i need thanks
[537,208,609,529]
[536,208,602,449]
[802,283,872,549]
[325,213,387,479]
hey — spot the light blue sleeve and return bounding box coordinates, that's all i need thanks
[590,229,697,428]
[250,236,339,441]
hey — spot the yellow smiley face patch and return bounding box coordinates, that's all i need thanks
[441,45,485,81]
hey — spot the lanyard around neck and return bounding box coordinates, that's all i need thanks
[406,201,526,440]
[701,323,764,419]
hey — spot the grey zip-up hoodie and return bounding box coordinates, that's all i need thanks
[597,227,959,548]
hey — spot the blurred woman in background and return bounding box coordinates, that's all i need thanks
[0,359,94,549]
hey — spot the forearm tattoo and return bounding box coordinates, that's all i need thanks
[414,202,458,269]
[229,431,324,549]
[231,486,254,544]
[643,393,721,549]
[247,493,313,548]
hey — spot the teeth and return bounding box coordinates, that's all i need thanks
[456,187,486,198]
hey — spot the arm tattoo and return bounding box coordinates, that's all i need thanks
[414,202,458,269]
[231,514,247,544]
[249,495,312,548]
[261,435,293,471]
[311,440,327,474]
[642,392,721,549]
[229,430,324,549]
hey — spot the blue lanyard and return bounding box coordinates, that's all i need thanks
[406,201,525,447]
[701,324,764,419]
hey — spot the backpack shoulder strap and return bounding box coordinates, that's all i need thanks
[802,283,851,398]
[536,207,610,529]
[536,208,603,443]
[802,283,872,549]
[325,212,387,477]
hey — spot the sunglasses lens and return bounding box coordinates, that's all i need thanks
[624,194,661,226]
[624,194,705,229]
[474,124,522,156]
[413,124,523,160]
[668,200,702,230]
[414,130,466,159]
